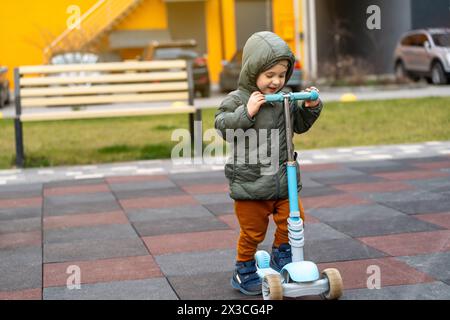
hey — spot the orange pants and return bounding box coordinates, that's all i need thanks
[234,198,305,262]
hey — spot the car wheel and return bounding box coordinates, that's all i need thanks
[200,87,210,98]
[431,62,447,85]
[395,61,408,82]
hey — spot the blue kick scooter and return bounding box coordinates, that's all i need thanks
[254,91,343,300]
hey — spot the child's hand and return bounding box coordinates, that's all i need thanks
[247,91,266,118]
[304,86,320,108]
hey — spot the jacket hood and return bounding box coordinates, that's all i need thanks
[238,31,296,93]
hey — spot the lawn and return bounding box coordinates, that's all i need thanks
[0,97,449,169]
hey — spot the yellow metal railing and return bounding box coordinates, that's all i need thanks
[44,0,142,59]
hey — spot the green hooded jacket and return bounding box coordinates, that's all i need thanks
[214,31,323,200]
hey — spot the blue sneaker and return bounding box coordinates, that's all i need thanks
[270,243,292,272]
[230,260,262,295]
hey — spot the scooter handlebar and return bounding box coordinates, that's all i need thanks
[265,90,319,102]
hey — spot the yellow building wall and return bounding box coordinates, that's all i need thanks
[272,0,296,55]
[0,0,98,85]
[115,0,167,30]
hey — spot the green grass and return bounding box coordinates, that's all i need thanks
[0,97,449,169]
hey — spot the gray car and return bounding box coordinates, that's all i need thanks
[0,66,10,108]
[394,28,450,85]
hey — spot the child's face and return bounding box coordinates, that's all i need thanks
[256,60,289,94]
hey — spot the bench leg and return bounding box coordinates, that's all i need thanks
[14,118,25,168]
[189,110,203,158]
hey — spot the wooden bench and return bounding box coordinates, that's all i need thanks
[12,60,201,167]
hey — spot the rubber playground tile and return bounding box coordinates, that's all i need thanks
[168,271,247,300]
[0,246,42,291]
[43,224,138,244]
[299,186,345,198]
[44,200,122,216]
[299,177,324,188]
[44,255,162,288]
[204,202,235,216]
[44,178,105,188]
[126,205,214,223]
[373,170,450,181]
[181,183,229,195]
[303,223,351,241]
[119,194,198,210]
[0,288,42,300]
[397,252,450,283]
[0,217,41,234]
[341,282,450,300]
[411,161,450,170]
[143,230,238,255]
[0,231,41,249]
[43,211,129,230]
[310,174,386,186]
[358,230,450,256]
[302,193,371,210]
[380,199,450,215]
[218,214,240,230]
[333,181,415,193]
[0,197,42,209]
[0,207,41,221]
[113,186,187,200]
[43,238,149,263]
[299,163,343,172]
[308,204,406,223]
[302,167,366,179]
[105,174,169,184]
[155,249,236,277]
[44,192,117,206]
[169,175,228,187]
[406,177,450,192]
[346,161,416,174]
[133,216,230,237]
[303,238,387,263]
[0,189,42,200]
[317,257,435,290]
[44,184,110,196]
[193,193,233,205]
[107,179,176,192]
[415,212,450,229]
[361,189,445,203]
[43,278,178,300]
[326,216,443,238]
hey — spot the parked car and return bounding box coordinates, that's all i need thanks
[394,28,450,85]
[219,49,303,93]
[142,40,211,97]
[0,66,10,108]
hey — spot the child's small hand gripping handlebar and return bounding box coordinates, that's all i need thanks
[264,90,319,102]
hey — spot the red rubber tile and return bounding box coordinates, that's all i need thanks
[299,163,342,172]
[43,255,162,287]
[44,184,110,196]
[318,257,435,290]
[120,194,198,210]
[0,231,41,249]
[415,212,450,229]
[0,288,42,300]
[374,170,450,181]
[0,197,42,209]
[358,230,450,256]
[43,211,129,230]
[333,181,414,193]
[142,230,238,255]
[106,175,168,184]
[181,183,229,194]
[303,194,371,209]
[218,214,239,230]
[412,161,450,170]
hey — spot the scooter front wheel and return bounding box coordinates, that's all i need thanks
[262,274,283,300]
[321,268,343,300]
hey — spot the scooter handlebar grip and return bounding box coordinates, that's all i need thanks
[290,90,319,101]
[264,93,284,102]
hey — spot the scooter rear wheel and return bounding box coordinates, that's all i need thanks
[321,268,343,300]
[262,274,283,300]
